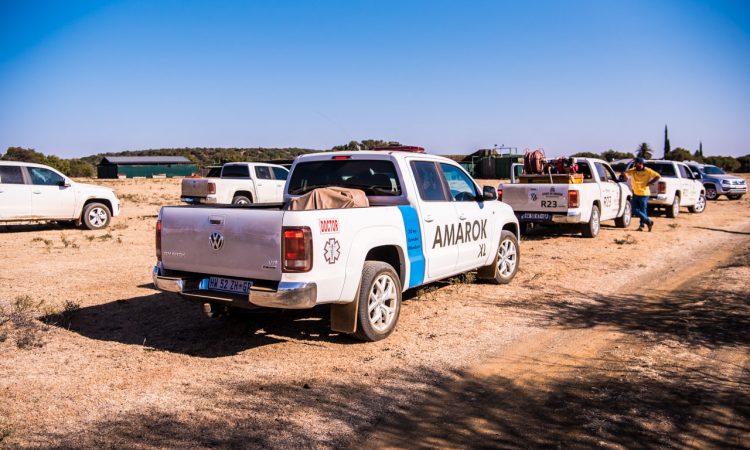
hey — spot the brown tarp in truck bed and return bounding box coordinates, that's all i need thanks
[287,187,369,210]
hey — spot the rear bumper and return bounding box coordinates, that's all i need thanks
[180,196,218,204]
[517,211,582,224]
[152,264,317,309]
[648,195,671,205]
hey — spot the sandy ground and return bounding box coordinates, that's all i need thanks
[0,176,748,448]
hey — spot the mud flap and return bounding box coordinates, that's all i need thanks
[330,297,359,333]
[476,252,499,280]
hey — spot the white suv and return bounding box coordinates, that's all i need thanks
[0,161,120,229]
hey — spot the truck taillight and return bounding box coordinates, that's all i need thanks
[156,220,162,261]
[658,181,666,194]
[208,182,216,194]
[568,190,580,208]
[497,188,503,201]
[283,227,312,272]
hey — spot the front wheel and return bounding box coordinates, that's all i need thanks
[688,193,706,213]
[477,230,519,284]
[82,202,111,230]
[705,186,718,201]
[353,261,402,342]
[615,201,632,228]
[582,205,600,238]
[666,195,680,218]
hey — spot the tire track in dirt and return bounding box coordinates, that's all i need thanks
[363,224,750,448]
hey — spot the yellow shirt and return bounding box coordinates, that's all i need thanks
[625,166,660,196]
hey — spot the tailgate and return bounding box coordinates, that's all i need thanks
[181,178,210,198]
[503,184,569,212]
[160,206,284,281]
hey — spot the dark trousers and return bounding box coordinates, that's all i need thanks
[631,195,651,228]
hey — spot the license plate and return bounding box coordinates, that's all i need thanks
[208,277,253,295]
[520,212,551,221]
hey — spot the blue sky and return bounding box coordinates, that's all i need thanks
[1,0,749,158]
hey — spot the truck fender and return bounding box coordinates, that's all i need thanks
[341,225,407,299]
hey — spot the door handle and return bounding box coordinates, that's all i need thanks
[33,191,42,194]
[458,214,467,220]
[257,183,263,186]
[424,215,434,222]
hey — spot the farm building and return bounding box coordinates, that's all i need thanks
[97,156,198,179]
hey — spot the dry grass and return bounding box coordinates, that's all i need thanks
[0,296,46,349]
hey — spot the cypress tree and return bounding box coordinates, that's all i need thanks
[664,125,671,159]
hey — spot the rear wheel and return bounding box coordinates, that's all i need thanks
[232,195,252,205]
[582,205,600,238]
[689,192,706,213]
[666,195,680,218]
[82,202,111,230]
[727,194,743,200]
[353,261,401,342]
[615,201,632,228]
[705,186,718,200]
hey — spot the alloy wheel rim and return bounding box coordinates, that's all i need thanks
[695,195,705,212]
[497,239,517,277]
[89,208,106,227]
[592,209,600,234]
[367,274,397,332]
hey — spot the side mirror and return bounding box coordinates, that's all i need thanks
[482,185,497,201]
[618,174,626,182]
[693,172,701,179]
[58,180,71,188]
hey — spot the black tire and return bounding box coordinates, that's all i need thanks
[582,205,600,238]
[615,201,632,228]
[82,202,111,230]
[353,261,402,342]
[727,194,743,200]
[477,230,520,284]
[688,192,706,213]
[232,195,252,205]
[704,186,718,201]
[666,195,680,218]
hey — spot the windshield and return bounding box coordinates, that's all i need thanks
[702,165,725,175]
[288,159,402,196]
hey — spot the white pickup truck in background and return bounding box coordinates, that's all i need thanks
[0,161,120,229]
[181,162,289,205]
[626,160,706,218]
[154,150,520,341]
[499,158,633,238]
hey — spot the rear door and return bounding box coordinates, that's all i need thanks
[0,165,32,219]
[677,163,698,204]
[253,165,277,203]
[409,160,458,280]
[27,166,76,219]
[594,162,620,220]
[439,163,495,272]
[271,166,289,200]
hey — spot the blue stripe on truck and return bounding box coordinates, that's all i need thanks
[398,205,425,289]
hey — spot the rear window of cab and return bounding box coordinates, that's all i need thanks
[288,160,402,196]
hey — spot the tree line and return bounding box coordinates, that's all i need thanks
[573,143,749,172]
[2,139,748,178]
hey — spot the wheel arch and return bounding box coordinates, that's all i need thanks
[233,190,254,202]
[364,245,405,288]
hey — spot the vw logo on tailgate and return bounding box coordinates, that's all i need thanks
[209,231,224,251]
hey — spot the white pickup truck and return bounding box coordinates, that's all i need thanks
[498,158,633,238]
[181,162,289,205]
[626,160,706,218]
[0,161,120,229]
[154,150,520,341]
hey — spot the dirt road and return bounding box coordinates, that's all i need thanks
[1,177,748,448]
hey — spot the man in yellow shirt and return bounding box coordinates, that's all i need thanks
[623,157,661,232]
